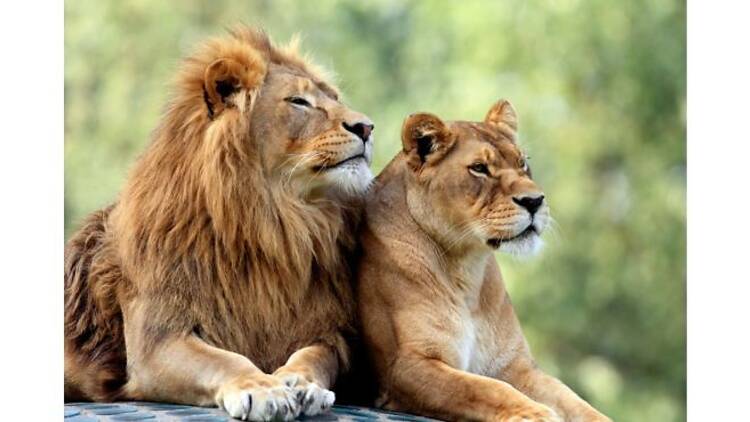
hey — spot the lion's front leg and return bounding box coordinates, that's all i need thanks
[273,343,340,417]
[502,357,612,422]
[123,332,299,421]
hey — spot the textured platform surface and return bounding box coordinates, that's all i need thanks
[64,402,439,422]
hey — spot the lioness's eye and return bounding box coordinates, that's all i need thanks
[285,96,311,107]
[469,162,490,176]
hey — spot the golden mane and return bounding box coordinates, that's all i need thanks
[114,25,358,341]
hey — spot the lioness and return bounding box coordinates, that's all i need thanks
[64,27,374,421]
[356,100,610,421]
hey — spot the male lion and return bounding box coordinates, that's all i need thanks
[64,27,375,421]
[356,100,610,421]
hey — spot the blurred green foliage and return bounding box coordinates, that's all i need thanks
[65,1,685,420]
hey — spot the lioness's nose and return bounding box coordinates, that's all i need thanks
[513,194,545,215]
[343,121,374,143]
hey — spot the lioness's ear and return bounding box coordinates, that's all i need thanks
[203,54,266,118]
[401,113,452,170]
[485,99,518,136]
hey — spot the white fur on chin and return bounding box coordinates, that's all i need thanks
[498,233,544,257]
[325,159,373,197]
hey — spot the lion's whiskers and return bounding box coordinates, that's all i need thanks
[283,151,322,186]
[300,154,332,194]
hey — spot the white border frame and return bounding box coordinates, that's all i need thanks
[688,0,750,420]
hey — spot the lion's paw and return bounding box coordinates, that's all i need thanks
[217,374,298,421]
[277,372,335,416]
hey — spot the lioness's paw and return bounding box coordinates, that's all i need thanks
[277,373,335,416]
[501,404,562,422]
[217,374,298,421]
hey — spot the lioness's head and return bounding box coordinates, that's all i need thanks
[401,100,548,256]
[188,27,374,198]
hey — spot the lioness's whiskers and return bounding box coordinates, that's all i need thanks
[543,215,563,245]
[440,219,489,258]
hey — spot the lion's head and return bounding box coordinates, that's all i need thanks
[400,100,548,256]
[171,27,374,202]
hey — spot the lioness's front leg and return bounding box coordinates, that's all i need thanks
[503,357,611,422]
[388,353,561,422]
[273,344,339,416]
[124,333,298,421]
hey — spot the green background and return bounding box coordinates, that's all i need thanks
[65,1,686,420]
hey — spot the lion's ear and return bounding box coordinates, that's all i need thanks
[401,113,453,170]
[484,99,518,135]
[203,54,266,118]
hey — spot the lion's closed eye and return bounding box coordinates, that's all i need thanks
[285,96,312,107]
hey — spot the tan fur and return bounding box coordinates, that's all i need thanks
[357,101,611,421]
[64,26,375,421]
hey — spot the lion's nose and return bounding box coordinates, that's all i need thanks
[513,194,545,215]
[343,121,374,143]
